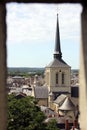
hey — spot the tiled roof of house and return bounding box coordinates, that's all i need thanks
[34,86,48,99]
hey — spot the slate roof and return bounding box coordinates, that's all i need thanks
[34,86,48,99]
[40,105,56,117]
[15,92,26,99]
[59,96,76,111]
[54,14,62,60]
[46,58,70,68]
[54,94,67,106]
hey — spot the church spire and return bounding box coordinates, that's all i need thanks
[54,14,62,60]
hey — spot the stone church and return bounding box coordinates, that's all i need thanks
[45,14,71,107]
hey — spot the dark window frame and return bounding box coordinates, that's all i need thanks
[56,72,58,84]
[62,72,64,84]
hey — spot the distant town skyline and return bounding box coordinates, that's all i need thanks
[6,3,82,69]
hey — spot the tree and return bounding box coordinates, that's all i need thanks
[7,94,59,130]
[46,119,59,130]
[7,95,46,130]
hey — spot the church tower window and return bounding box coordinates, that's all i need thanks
[56,73,58,84]
[62,73,64,84]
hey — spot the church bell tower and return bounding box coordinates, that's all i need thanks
[45,14,71,98]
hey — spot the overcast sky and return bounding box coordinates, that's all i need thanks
[6,3,82,69]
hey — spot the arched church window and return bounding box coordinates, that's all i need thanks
[62,73,64,84]
[56,73,58,84]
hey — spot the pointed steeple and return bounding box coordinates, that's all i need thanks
[54,14,62,60]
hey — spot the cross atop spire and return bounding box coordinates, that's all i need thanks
[54,14,62,60]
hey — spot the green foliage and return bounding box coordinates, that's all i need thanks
[46,119,59,130]
[8,67,44,77]
[7,95,59,130]
[7,95,46,130]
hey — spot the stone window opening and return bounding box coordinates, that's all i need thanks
[0,1,87,130]
[56,72,59,84]
[62,72,64,84]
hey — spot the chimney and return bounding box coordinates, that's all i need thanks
[73,119,78,129]
[65,119,69,130]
